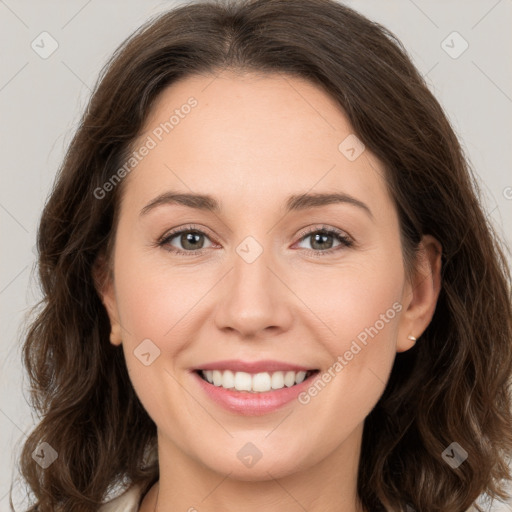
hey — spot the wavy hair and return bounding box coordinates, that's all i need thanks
[13,0,512,510]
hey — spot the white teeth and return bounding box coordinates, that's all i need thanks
[212,370,222,386]
[271,371,285,389]
[234,371,252,391]
[295,371,307,384]
[200,369,312,392]
[284,371,296,387]
[253,372,272,392]
[222,370,235,388]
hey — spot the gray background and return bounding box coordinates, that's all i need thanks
[1,0,511,510]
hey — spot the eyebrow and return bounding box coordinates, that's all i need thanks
[140,191,373,219]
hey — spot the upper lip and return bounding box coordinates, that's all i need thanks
[194,359,317,374]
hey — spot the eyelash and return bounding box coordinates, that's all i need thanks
[155,223,354,257]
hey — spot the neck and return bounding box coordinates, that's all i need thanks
[141,423,366,512]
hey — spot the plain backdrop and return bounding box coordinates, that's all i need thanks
[1,1,511,510]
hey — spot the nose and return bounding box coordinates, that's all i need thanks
[214,245,294,339]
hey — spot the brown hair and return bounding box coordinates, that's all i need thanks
[13,0,512,510]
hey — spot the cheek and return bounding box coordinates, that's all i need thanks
[293,254,404,350]
[112,236,198,342]
[112,254,194,424]
[293,267,403,440]
[292,248,404,404]
[114,273,170,343]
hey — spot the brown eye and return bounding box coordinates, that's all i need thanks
[296,227,353,254]
[176,231,206,250]
[159,228,214,254]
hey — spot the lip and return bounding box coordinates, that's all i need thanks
[191,369,320,416]
[193,359,316,373]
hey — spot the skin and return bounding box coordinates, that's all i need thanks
[96,70,442,512]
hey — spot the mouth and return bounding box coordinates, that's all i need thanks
[194,368,320,394]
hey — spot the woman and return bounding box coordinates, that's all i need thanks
[15,0,512,511]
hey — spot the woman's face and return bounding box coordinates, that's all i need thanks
[98,70,437,481]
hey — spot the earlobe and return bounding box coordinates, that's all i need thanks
[109,322,123,346]
[397,235,442,353]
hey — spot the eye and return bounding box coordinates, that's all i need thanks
[157,224,214,255]
[156,224,353,256]
[295,226,353,255]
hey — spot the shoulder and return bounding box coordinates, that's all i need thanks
[99,483,144,512]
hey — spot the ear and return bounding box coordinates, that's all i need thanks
[396,234,442,353]
[92,252,123,346]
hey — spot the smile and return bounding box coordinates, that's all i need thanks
[196,369,318,393]
[191,367,321,416]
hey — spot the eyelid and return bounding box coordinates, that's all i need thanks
[157,223,354,255]
[157,223,215,245]
[156,223,218,255]
[293,225,354,254]
[296,224,352,243]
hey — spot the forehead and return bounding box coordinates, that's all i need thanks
[121,71,391,218]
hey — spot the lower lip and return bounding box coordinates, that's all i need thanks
[191,370,320,416]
